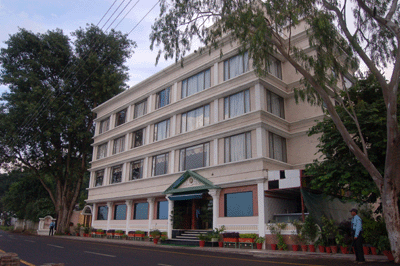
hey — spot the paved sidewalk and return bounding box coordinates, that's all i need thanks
[54,235,391,263]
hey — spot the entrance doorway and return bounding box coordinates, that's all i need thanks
[173,196,213,230]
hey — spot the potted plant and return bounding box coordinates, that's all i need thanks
[222,232,239,248]
[291,219,304,251]
[150,229,161,244]
[135,230,145,240]
[268,222,288,251]
[115,230,124,238]
[301,215,319,252]
[335,233,348,254]
[376,235,393,261]
[255,236,265,250]
[74,223,81,236]
[315,237,326,253]
[90,228,96,237]
[106,229,115,239]
[97,229,105,237]
[198,234,210,247]
[83,226,90,237]
[213,225,225,247]
[321,216,338,253]
[239,233,257,248]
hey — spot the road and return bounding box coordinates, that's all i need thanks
[0,231,393,266]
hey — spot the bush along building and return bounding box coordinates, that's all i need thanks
[84,22,339,247]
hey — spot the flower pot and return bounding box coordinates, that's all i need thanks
[363,246,369,255]
[325,246,331,253]
[218,241,223,247]
[153,238,159,244]
[308,245,315,252]
[340,246,348,254]
[331,246,338,253]
[271,244,277,250]
[318,245,325,253]
[301,245,308,252]
[199,240,205,247]
[292,245,300,251]
[223,238,238,243]
[239,238,254,243]
[370,246,377,255]
[256,243,262,249]
[383,250,394,261]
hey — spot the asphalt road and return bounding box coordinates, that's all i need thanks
[0,231,394,266]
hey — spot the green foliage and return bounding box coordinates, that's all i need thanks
[239,233,257,239]
[321,216,338,246]
[198,233,211,241]
[150,229,161,237]
[268,222,288,250]
[0,24,134,230]
[301,215,319,245]
[255,236,265,244]
[360,208,387,248]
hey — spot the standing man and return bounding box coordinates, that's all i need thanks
[350,208,365,264]
[49,221,55,236]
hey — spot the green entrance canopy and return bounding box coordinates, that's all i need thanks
[168,193,204,201]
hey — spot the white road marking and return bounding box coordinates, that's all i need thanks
[47,244,64,248]
[24,240,35,242]
[84,251,116,258]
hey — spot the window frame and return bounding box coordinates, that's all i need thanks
[99,117,110,134]
[181,104,210,133]
[96,143,108,159]
[111,164,123,184]
[224,132,252,163]
[134,99,147,119]
[132,128,145,148]
[114,204,127,220]
[130,159,144,180]
[224,89,250,119]
[157,201,169,220]
[156,87,171,109]
[269,132,287,162]
[179,143,210,171]
[223,51,249,80]
[115,108,127,127]
[267,90,285,119]
[152,153,169,176]
[112,136,125,154]
[267,57,282,79]
[154,119,170,141]
[134,202,149,220]
[224,191,253,217]
[181,68,211,98]
[97,206,108,220]
[95,169,104,187]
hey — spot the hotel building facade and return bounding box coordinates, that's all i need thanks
[85,25,325,241]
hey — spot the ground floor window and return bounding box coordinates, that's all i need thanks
[157,201,168,220]
[114,204,127,220]
[224,191,253,217]
[97,206,108,220]
[134,202,149,219]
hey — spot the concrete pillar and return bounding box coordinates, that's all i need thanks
[147,198,155,233]
[257,180,266,249]
[208,189,221,230]
[166,195,174,239]
[107,202,113,230]
[91,203,97,227]
[125,200,132,233]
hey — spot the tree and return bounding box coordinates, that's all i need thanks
[149,0,400,262]
[0,25,135,233]
[306,74,399,203]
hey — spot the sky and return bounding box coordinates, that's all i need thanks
[0,0,175,97]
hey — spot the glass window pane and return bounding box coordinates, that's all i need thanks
[181,113,187,133]
[198,72,204,92]
[225,192,253,217]
[134,203,149,219]
[114,205,127,220]
[182,80,187,98]
[204,69,211,89]
[97,206,108,220]
[204,105,210,126]
[111,165,122,184]
[157,201,168,220]
[155,119,169,141]
[113,136,125,154]
[134,100,147,118]
[115,109,127,126]
[99,118,109,134]
[230,134,246,162]
[97,143,108,159]
[130,160,143,180]
[153,153,168,176]
[133,128,144,148]
[95,170,104,187]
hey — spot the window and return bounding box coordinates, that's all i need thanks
[111,165,123,184]
[181,105,210,133]
[224,51,249,80]
[152,153,169,176]
[154,119,170,141]
[182,69,211,98]
[115,108,127,127]
[95,170,104,187]
[225,191,253,217]
[113,136,125,154]
[267,90,285,118]
[156,87,171,109]
[132,128,144,148]
[179,143,210,171]
[269,132,287,162]
[224,90,250,119]
[97,206,108,220]
[97,143,108,159]
[267,57,282,79]
[134,99,147,119]
[134,202,149,219]
[157,201,168,220]
[99,117,109,134]
[114,204,127,220]
[130,159,143,180]
[225,132,252,163]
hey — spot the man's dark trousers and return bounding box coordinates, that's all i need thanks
[353,235,365,262]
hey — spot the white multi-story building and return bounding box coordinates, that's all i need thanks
[85,26,325,241]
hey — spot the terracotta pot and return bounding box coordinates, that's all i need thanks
[153,238,159,244]
[370,246,377,255]
[271,244,277,250]
[318,245,325,253]
[340,246,348,254]
[301,245,308,252]
[383,250,394,261]
[239,238,254,243]
[331,246,338,253]
[256,243,262,249]
[308,245,315,252]
[292,245,300,251]
[218,241,223,247]
[223,238,238,242]
[199,240,205,247]
[363,246,369,255]
[325,246,331,253]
